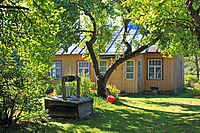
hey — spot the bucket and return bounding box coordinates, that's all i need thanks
[106,95,115,103]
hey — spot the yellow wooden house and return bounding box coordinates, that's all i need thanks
[50,23,184,94]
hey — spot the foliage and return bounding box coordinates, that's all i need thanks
[0,0,61,125]
[2,90,200,132]
[185,75,199,86]
[106,84,120,98]
[125,0,200,56]
[191,83,200,96]
[54,0,150,98]
[54,76,95,97]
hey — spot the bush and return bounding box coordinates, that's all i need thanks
[0,51,49,125]
[54,76,96,97]
[185,75,199,86]
[192,83,200,96]
[106,84,120,98]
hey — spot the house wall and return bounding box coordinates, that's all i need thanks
[142,53,174,91]
[173,55,184,89]
[109,58,137,93]
[52,53,184,93]
[136,55,145,92]
[52,54,96,85]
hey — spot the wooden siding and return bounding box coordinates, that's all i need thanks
[142,53,174,91]
[173,55,184,89]
[108,58,138,93]
[52,53,184,93]
[52,54,96,84]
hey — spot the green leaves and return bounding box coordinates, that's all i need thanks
[0,0,62,124]
[127,0,199,56]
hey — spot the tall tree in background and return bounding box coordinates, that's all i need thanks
[0,0,62,125]
[125,0,200,79]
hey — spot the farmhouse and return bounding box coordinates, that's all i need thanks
[50,23,184,94]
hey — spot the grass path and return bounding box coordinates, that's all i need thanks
[2,89,200,133]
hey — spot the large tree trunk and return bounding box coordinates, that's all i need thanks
[194,55,199,80]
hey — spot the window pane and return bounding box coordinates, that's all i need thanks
[84,62,89,67]
[127,61,133,66]
[126,61,134,79]
[149,67,154,79]
[84,69,89,75]
[50,62,61,79]
[148,59,162,79]
[127,67,133,72]
[156,67,161,78]
[100,61,107,66]
[79,62,83,67]
[55,63,61,67]
[126,73,133,79]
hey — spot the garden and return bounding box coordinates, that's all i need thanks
[1,84,200,133]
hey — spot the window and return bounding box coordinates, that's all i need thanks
[126,60,134,79]
[148,59,162,79]
[78,61,90,76]
[100,60,108,75]
[138,59,142,79]
[50,61,61,80]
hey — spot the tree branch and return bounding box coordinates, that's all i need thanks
[185,0,200,27]
[0,5,29,10]
[84,11,100,76]
[0,0,5,4]
[79,30,94,33]
[104,45,149,84]
[123,19,132,56]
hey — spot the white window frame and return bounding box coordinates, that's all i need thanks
[126,60,135,80]
[50,61,62,80]
[77,61,90,76]
[100,60,108,76]
[148,59,162,80]
[138,59,142,80]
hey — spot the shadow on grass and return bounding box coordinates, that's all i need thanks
[49,101,200,133]
[2,88,199,133]
[0,121,66,133]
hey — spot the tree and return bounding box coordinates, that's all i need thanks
[0,0,61,125]
[54,0,164,98]
[125,0,200,79]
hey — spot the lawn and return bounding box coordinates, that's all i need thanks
[1,88,200,133]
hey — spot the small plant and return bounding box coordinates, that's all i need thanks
[81,76,96,97]
[53,76,95,97]
[192,83,200,96]
[185,75,199,86]
[106,84,120,98]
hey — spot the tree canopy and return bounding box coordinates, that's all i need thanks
[0,0,61,125]
[125,0,200,55]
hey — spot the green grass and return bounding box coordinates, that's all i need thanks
[1,88,200,133]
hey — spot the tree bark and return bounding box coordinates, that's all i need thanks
[185,0,200,27]
[194,55,199,80]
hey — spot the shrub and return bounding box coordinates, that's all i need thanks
[192,83,200,96]
[54,76,96,97]
[106,84,120,98]
[0,51,49,125]
[185,75,199,86]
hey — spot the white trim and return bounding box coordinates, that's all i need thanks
[126,60,135,80]
[100,60,108,75]
[50,61,62,80]
[138,59,142,80]
[148,59,162,80]
[77,61,90,76]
